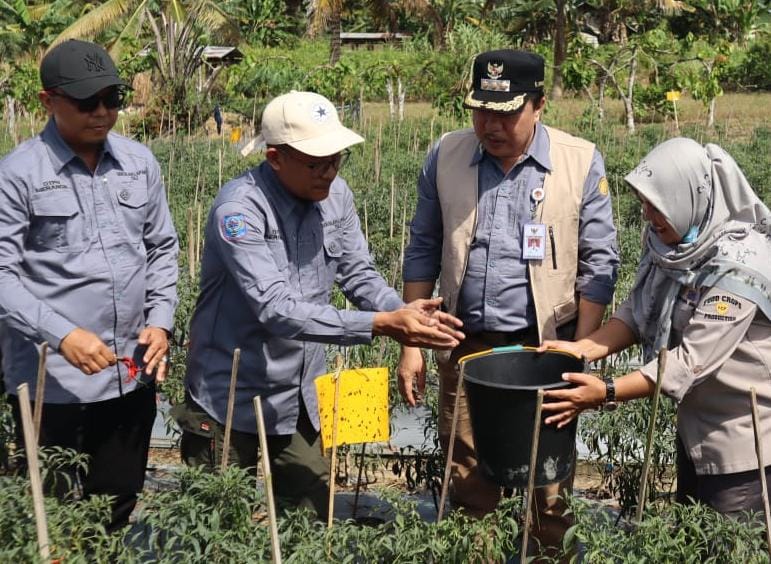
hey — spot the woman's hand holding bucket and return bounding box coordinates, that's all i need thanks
[542,372,606,428]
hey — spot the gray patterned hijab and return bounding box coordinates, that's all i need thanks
[624,137,771,362]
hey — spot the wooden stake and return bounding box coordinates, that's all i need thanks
[33,342,48,440]
[254,396,282,564]
[636,347,667,523]
[521,389,544,559]
[363,199,369,243]
[218,147,223,189]
[398,196,407,284]
[327,354,344,528]
[437,362,467,521]
[374,125,382,185]
[17,384,50,560]
[750,387,771,557]
[221,348,241,472]
[187,207,195,279]
[196,204,202,264]
[389,175,395,239]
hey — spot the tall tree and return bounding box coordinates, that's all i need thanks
[50,0,237,60]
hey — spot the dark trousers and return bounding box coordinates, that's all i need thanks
[10,383,156,532]
[677,435,771,520]
[174,396,330,518]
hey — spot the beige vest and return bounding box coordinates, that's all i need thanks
[436,125,595,342]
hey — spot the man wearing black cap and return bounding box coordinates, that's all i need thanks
[400,50,619,553]
[0,39,178,530]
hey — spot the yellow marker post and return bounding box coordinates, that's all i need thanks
[666,90,681,130]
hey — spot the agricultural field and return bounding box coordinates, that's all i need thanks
[1,89,769,560]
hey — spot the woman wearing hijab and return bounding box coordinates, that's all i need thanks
[539,137,771,517]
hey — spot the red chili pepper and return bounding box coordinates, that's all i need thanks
[119,356,143,383]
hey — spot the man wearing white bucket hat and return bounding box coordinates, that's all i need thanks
[177,91,464,517]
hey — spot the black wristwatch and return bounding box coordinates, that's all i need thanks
[602,378,618,412]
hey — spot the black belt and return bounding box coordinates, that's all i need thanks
[472,326,539,347]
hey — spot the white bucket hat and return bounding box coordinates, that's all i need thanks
[254,91,363,157]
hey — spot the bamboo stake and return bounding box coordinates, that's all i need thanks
[327,355,344,528]
[636,347,667,523]
[363,199,369,243]
[196,204,202,264]
[398,196,407,276]
[389,175,395,239]
[374,125,382,185]
[218,147,223,189]
[521,389,545,559]
[193,159,203,207]
[187,207,195,279]
[221,348,241,472]
[18,384,50,560]
[33,342,48,440]
[437,362,467,521]
[254,396,282,564]
[750,387,771,557]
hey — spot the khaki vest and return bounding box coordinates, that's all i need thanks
[436,125,595,342]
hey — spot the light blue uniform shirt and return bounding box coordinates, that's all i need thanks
[0,119,179,403]
[404,123,618,334]
[186,162,403,435]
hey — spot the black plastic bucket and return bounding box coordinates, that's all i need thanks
[462,346,585,488]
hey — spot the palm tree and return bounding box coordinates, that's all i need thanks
[49,0,238,132]
[49,0,237,59]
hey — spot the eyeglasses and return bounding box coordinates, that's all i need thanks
[278,148,351,176]
[48,88,125,113]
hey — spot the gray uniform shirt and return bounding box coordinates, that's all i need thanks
[186,162,403,435]
[0,119,179,403]
[615,286,771,474]
[404,123,618,334]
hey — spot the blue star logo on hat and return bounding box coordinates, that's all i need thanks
[311,103,330,123]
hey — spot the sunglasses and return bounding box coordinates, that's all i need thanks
[48,88,125,113]
[278,147,351,176]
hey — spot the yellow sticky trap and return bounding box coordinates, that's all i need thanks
[666,90,681,102]
[230,127,242,143]
[315,367,389,449]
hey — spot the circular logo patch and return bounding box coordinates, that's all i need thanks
[715,301,729,316]
[598,177,609,196]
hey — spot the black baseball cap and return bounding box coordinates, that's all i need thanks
[463,50,545,113]
[41,39,129,99]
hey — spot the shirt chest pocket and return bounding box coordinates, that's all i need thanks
[319,228,344,288]
[29,194,85,252]
[115,185,148,243]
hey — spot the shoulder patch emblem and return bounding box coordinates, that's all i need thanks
[222,214,247,240]
[598,177,609,196]
[696,293,743,322]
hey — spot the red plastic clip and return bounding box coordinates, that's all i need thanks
[119,356,143,383]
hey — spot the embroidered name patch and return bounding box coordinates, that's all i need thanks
[222,214,247,240]
[695,294,743,322]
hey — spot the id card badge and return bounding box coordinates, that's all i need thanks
[522,223,547,260]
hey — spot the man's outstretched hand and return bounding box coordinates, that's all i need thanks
[373,298,464,350]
